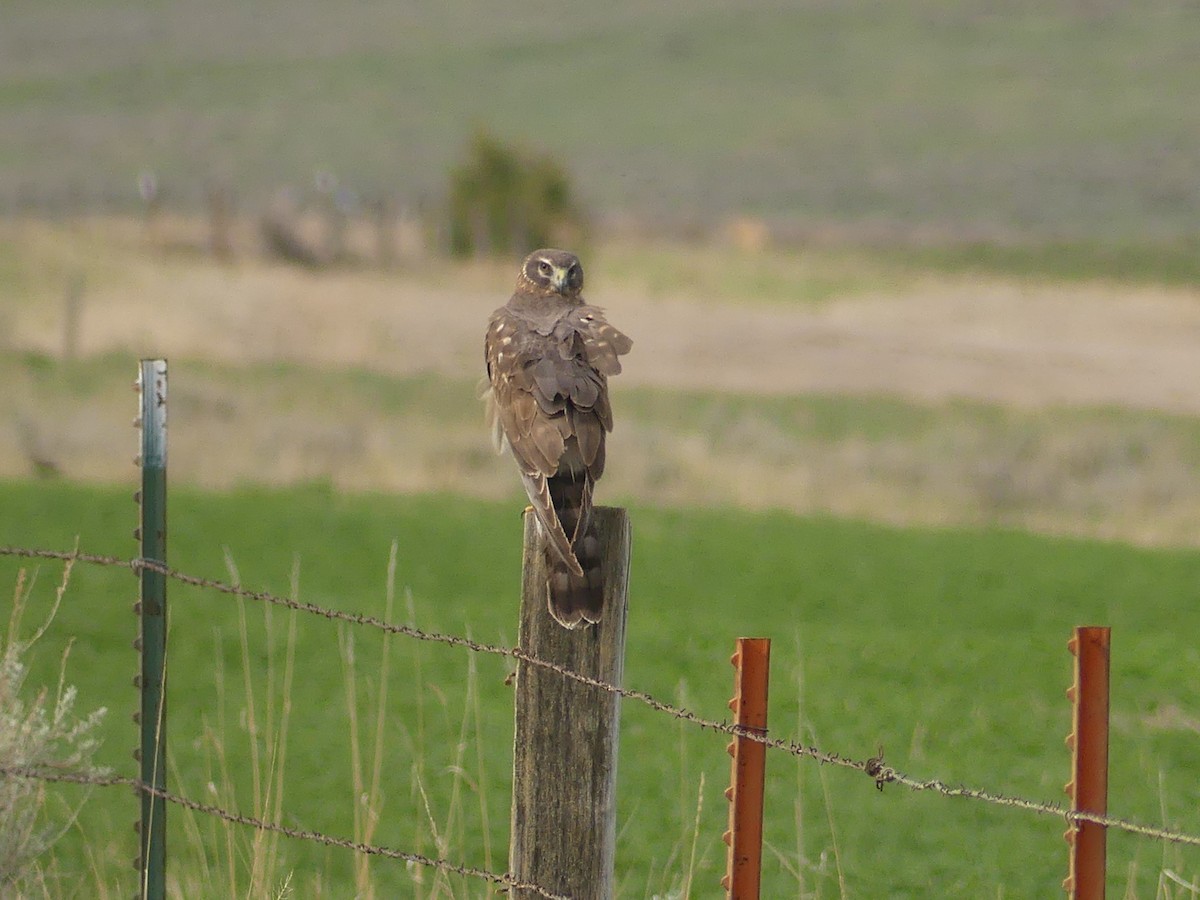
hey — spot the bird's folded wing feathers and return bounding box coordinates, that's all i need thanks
[519,468,584,576]
[570,308,633,376]
[485,305,629,575]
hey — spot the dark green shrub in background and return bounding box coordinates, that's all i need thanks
[447,130,587,258]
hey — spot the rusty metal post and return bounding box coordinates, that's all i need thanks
[1064,626,1110,899]
[722,637,771,899]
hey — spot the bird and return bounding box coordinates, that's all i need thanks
[484,248,632,628]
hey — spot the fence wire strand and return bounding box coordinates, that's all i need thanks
[4,544,1200,852]
[0,764,568,900]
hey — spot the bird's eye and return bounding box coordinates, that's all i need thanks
[538,261,552,275]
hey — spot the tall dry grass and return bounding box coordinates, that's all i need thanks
[163,544,502,899]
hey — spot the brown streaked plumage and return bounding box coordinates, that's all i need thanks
[484,248,632,628]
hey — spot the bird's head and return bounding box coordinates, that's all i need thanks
[518,248,584,298]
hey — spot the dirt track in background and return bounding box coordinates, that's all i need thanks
[617,280,1200,414]
[14,254,1200,417]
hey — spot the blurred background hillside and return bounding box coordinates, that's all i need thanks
[5,4,1200,898]
[3,0,1199,242]
[3,0,1200,545]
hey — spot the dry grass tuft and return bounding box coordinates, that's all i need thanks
[0,560,107,894]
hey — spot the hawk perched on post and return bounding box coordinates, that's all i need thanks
[484,249,632,628]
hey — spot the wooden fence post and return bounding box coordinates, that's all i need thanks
[1064,626,1110,899]
[509,507,631,900]
[134,359,168,900]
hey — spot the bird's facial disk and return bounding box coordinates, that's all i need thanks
[528,251,583,294]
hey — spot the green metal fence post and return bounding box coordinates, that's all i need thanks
[135,359,168,900]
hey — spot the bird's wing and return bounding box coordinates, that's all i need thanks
[570,306,633,377]
[486,303,632,574]
[561,306,633,478]
[486,308,582,575]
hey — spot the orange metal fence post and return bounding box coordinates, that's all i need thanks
[722,637,771,899]
[1064,626,1111,899]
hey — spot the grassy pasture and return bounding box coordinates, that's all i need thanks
[4,480,1200,896]
[2,1,1200,242]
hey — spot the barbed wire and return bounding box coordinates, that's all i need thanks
[4,545,1200,850]
[0,764,568,900]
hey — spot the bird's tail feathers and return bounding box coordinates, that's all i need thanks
[546,531,603,628]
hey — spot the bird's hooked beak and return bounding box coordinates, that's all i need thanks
[550,266,570,293]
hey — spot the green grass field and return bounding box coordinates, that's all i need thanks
[4,479,1200,896]
[3,1,1200,244]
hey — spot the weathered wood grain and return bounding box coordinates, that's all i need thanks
[509,506,631,900]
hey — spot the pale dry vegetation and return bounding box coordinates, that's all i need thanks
[0,561,107,895]
[3,217,1200,547]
